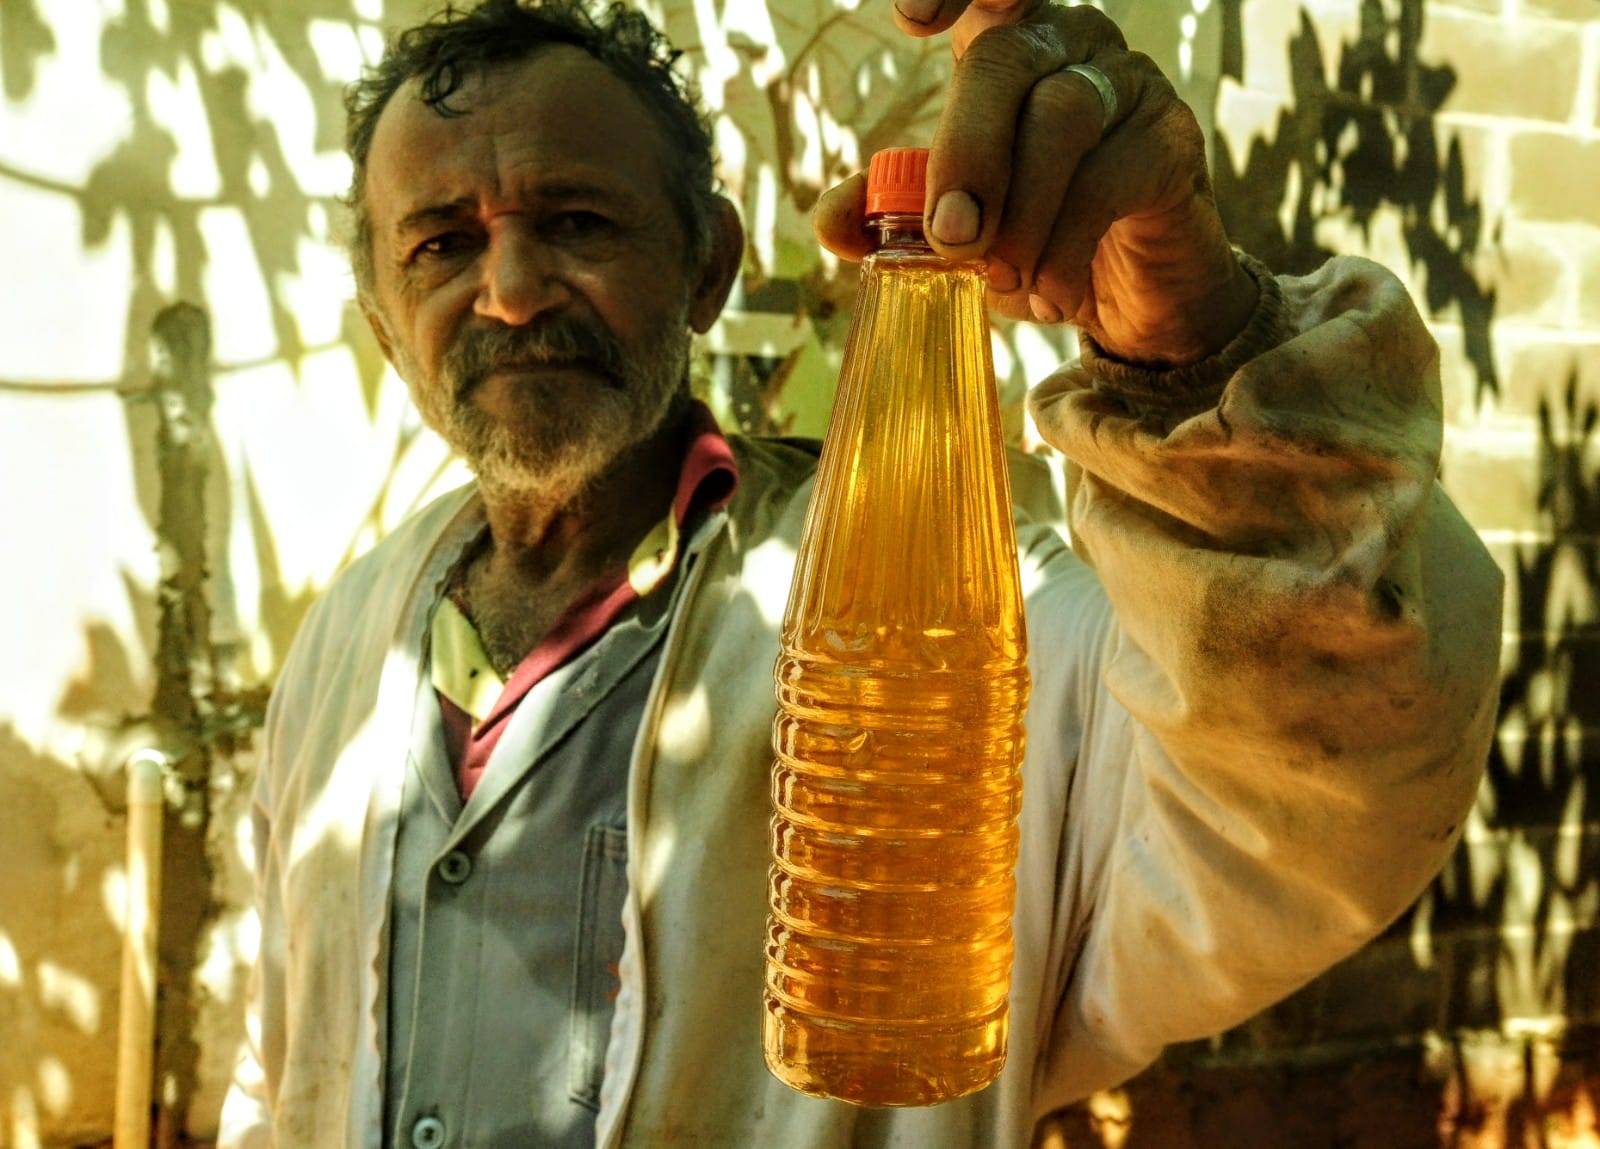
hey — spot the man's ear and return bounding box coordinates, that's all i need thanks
[688,196,745,335]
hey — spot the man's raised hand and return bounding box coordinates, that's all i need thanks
[814,0,1257,368]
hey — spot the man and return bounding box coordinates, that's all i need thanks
[218,0,1502,1146]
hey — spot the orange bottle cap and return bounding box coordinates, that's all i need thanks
[866,148,928,217]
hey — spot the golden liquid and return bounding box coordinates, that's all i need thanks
[764,241,1030,1107]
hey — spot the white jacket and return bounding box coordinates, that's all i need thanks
[219,257,1502,1148]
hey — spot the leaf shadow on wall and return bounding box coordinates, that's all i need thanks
[0,723,125,1148]
[1428,374,1600,1037]
[1039,1,1599,1144]
[0,0,413,1140]
[1207,0,1600,1083]
[1213,0,1498,403]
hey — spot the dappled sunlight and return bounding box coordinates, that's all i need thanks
[1021,2,1600,1144]
[0,726,124,1144]
[1,0,451,1134]
[26,964,99,1037]
[1214,0,1498,403]
[1032,1054,1600,1147]
[1,0,1595,1143]
[742,535,803,629]
[636,816,682,922]
[101,867,132,940]
[33,1060,72,1125]
[1225,0,1595,1026]
[0,934,20,989]
[654,682,714,767]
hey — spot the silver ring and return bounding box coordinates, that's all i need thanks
[1061,63,1118,130]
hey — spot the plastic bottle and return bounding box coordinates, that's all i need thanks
[764,147,1031,1107]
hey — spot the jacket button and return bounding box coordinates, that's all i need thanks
[437,851,472,885]
[410,1115,445,1148]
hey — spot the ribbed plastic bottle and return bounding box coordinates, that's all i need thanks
[764,147,1031,1108]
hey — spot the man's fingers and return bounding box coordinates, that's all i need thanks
[925,22,1063,254]
[891,0,1032,40]
[813,173,874,264]
[982,55,1121,295]
[1029,93,1203,329]
[948,0,1052,56]
[891,0,969,35]
[924,5,1127,261]
[888,0,1239,356]
[982,283,1036,325]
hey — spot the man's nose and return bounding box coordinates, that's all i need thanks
[474,227,570,326]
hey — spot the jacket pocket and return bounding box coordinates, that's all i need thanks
[568,822,628,1111]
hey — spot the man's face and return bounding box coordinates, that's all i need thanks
[361,47,704,503]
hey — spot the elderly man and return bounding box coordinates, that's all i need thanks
[218,0,1502,1146]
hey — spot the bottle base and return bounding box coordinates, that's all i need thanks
[762,997,1007,1107]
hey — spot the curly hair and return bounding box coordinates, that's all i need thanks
[343,0,719,300]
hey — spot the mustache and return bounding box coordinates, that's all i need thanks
[446,318,631,397]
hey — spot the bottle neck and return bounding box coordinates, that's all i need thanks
[867,212,931,253]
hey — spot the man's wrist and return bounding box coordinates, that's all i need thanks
[1089,242,1260,367]
[1079,250,1289,408]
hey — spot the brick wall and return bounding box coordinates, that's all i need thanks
[1040,1,1600,1144]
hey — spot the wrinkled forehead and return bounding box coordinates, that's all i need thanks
[364,46,679,224]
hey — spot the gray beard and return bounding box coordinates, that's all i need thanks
[400,313,692,509]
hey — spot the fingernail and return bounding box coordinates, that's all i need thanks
[930,190,980,246]
[1030,293,1063,324]
[987,258,1020,293]
[894,0,942,24]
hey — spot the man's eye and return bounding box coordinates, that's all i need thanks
[550,211,612,239]
[411,232,472,262]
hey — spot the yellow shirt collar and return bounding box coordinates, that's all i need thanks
[429,595,505,724]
